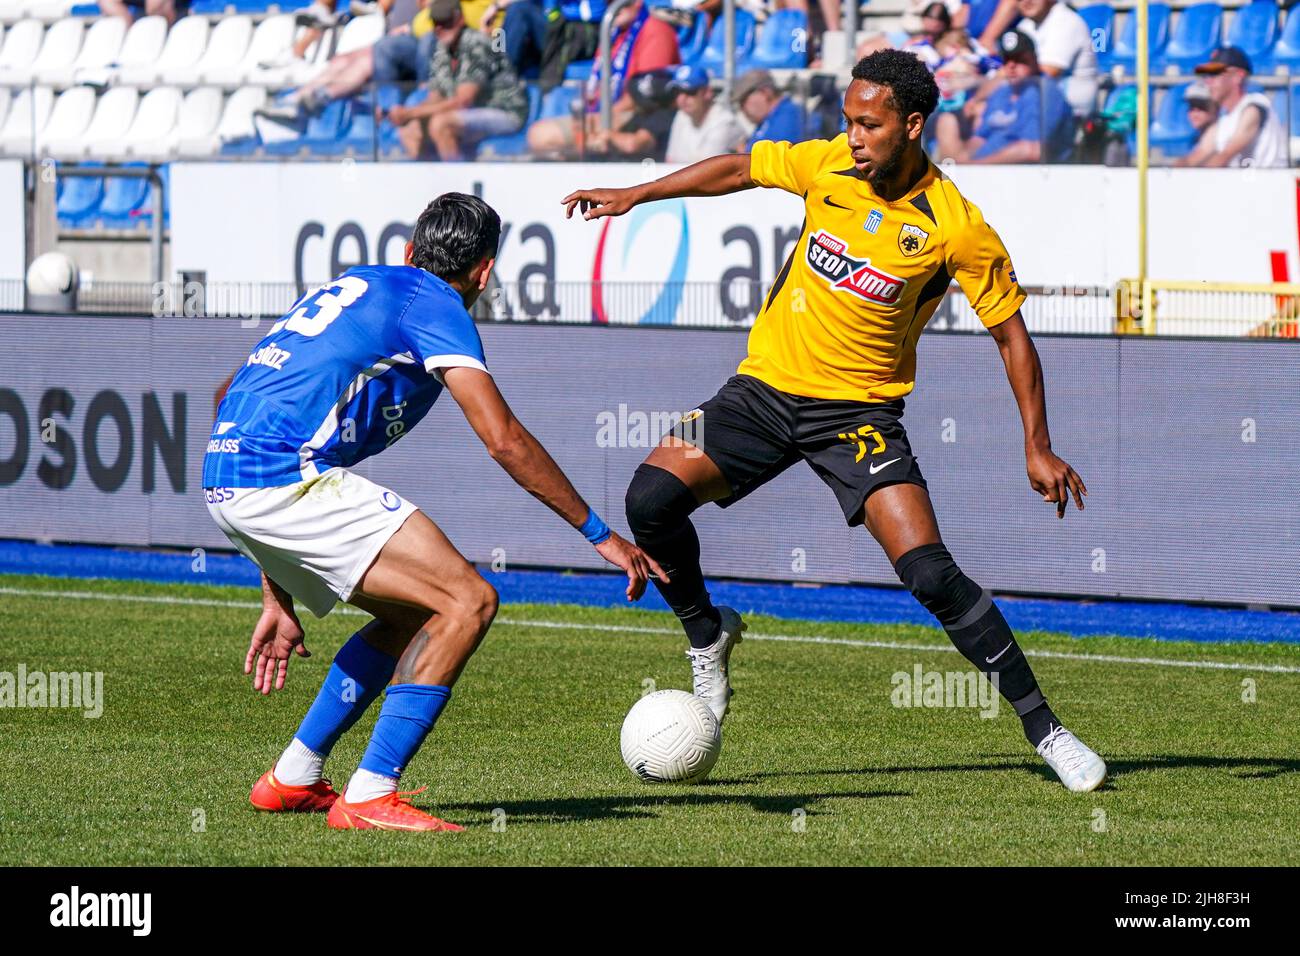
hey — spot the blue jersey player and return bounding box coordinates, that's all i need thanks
[204,193,665,831]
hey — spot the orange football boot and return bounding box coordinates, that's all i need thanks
[250,768,340,813]
[326,786,464,832]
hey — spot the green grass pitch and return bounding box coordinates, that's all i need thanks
[1,572,1297,866]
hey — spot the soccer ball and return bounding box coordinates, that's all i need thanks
[620,689,721,784]
[26,251,78,296]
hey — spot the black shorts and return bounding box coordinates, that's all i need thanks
[670,374,927,527]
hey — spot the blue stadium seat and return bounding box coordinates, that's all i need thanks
[127,164,170,230]
[539,83,580,119]
[676,13,710,64]
[698,10,756,70]
[746,9,809,70]
[1156,3,1221,72]
[97,168,153,230]
[565,60,593,81]
[189,0,234,13]
[316,85,404,157]
[1112,3,1172,74]
[56,173,104,229]
[1149,83,1199,157]
[1264,5,1300,72]
[1077,4,1115,71]
[476,83,542,159]
[69,3,102,15]
[1229,1,1282,69]
[263,99,352,156]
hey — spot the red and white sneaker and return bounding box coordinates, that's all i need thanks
[327,787,464,832]
[250,768,340,813]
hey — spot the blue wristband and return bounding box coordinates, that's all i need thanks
[579,508,611,545]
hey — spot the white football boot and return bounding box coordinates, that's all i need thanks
[685,607,745,725]
[1036,725,1107,793]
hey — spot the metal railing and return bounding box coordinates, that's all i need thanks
[2,277,1263,337]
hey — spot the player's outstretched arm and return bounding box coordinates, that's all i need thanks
[246,572,309,695]
[987,312,1087,519]
[562,153,754,222]
[443,366,668,600]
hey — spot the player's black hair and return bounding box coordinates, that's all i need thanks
[410,192,501,283]
[850,49,940,122]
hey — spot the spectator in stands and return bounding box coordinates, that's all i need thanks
[902,0,967,36]
[1014,0,1099,118]
[974,0,1022,52]
[586,66,678,161]
[390,0,529,158]
[486,0,552,75]
[733,68,803,150]
[934,29,1072,164]
[527,0,679,159]
[1182,81,1216,138]
[902,2,954,69]
[99,0,188,26]
[258,0,425,121]
[1177,46,1287,168]
[664,64,745,163]
[372,0,438,87]
[927,27,1001,143]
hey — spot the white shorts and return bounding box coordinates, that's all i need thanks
[205,467,418,619]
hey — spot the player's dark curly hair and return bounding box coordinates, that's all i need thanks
[410,192,501,282]
[850,49,940,121]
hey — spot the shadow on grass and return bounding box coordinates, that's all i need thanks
[440,788,911,824]
[711,754,1300,788]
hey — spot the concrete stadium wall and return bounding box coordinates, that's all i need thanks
[0,316,1296,609]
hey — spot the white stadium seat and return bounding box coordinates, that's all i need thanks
[245,25,331,88]
[0,19,45,86]
[97,84,180,159]
[32,83,92,155]
[0,5,17,26]
[0,84,53,154]
[161,14,252,87]
[39,14,124,87]
[46,83,132,157]
[96,15,167,86]
[26,15,82,82]
[0,86,10,131]
[205,13,294,89]
[118,14,208,87]
[334,13,384,56]
[168,85,222,156]
[178,83,263,155]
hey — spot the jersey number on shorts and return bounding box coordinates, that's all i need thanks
[270,276,369,338]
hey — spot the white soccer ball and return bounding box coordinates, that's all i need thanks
[620,689,721,784]
[26,251,79,296]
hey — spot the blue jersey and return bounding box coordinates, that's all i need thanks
[202,265,487,488]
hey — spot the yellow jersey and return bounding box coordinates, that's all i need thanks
[740,134,1025,403]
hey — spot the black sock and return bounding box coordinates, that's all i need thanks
[626,464,721,649]
[894,544,1057,747]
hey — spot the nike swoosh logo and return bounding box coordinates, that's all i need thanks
[822,195,851,210]
[868,457,900,475]
[986,643,1013,663]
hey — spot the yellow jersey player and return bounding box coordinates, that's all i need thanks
[563,50,1105,793]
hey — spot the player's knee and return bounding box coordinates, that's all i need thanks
[893,543,982,625]
[468,579,498,633]
[625,463,698,543]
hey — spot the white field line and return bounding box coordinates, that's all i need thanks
[2,585,1298,675]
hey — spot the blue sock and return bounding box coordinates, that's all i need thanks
[293,633,397,755]
[357,684,452,779]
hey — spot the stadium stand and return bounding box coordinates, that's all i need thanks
[0,0,1294,229]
